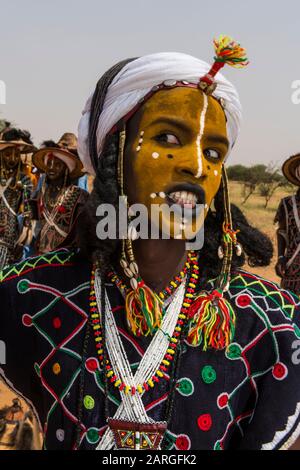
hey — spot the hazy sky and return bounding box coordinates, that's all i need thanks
[0,0,299,168]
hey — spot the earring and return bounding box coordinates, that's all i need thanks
[187,165,236,351]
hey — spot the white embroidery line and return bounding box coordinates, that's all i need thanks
[261,401,300,450]
[195,94,208,179]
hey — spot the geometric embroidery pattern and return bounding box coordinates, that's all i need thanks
[17,273,90,445]
[213,270,300,450]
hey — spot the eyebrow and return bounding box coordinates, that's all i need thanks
[148,117,192,134]
[148,117,230,149]
[204,134,229,149]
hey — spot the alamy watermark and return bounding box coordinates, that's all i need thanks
[96,197,205,250]
[0,80,6,105]
[292,339,300,365]
[291,80,300,104]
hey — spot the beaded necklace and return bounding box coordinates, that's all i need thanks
[95,269,196,450]
[89,252,199,397]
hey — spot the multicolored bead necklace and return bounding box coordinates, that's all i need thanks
[89,252,199,396]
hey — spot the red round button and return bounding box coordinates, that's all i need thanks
[175,434,190,450]
[197,413,212,431]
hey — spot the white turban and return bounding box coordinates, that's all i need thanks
[78,52,242,175]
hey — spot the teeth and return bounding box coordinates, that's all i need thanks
[168,191,198,206]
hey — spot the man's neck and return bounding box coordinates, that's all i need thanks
[46,177,64,194]
[131,238,188,293]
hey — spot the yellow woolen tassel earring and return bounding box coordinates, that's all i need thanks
[187,166,237,350]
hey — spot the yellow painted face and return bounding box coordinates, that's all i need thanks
[124,87,229,239]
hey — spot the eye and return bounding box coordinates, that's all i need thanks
[154,133,181,145]
[204,149,220,161]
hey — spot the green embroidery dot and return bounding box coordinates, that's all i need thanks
[83,395,95,410]
[87,427,100,444]
[226,343,242,360]
[201,365,217,384]
[17,279,30,294]
[177,377,194,396]
[294,324,300,339]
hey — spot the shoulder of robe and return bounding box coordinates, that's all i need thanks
[68,184,89,198]
[228,269,300,327]
[0,248,77,284]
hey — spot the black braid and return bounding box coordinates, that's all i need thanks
[88,58,137,172]
[77,132,121,274]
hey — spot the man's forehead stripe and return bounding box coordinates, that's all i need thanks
[195,94,208,179]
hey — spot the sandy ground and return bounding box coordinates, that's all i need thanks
[0,180,292,448]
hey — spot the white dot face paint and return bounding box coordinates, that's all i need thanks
[136,146,141,152]
[138,138,143,144]
[152,152,159,159]
[150,193,156,199]
[140,131,145,136]
[195,94,208,179]
[158,191,165,198]
[214,170,218,176]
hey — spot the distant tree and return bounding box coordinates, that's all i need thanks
[241,165,268,204]
[228,163,287,206]
[258,164,286,208]
[227,164,249,182]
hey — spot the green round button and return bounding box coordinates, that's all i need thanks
[18,279,30,293]
[201,365,216,384]
[177,377,194,396]
[83,395,95,410]
[87,427,100,444]
[226,343,242,360]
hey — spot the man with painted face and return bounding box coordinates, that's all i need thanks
[29,133,89,254]
[0,37,300,451]
[0,128,35,268]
